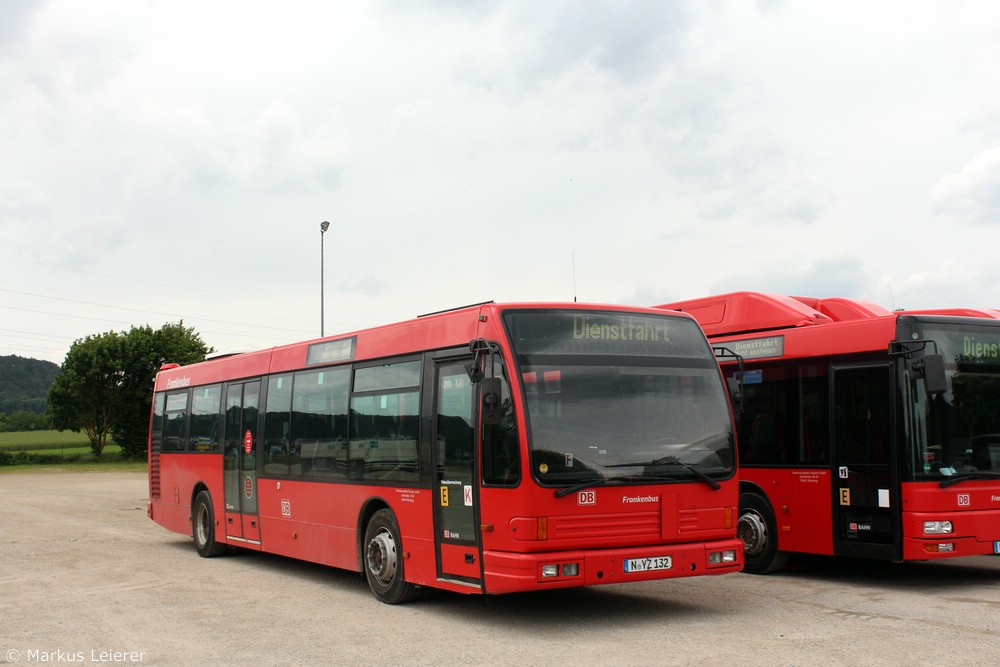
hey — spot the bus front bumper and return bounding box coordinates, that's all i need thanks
[481,539,743,595]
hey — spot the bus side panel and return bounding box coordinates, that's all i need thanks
[901,482,1000,560]
[742,467,834,556]
[255,480,439,584]
[150,453,224,537]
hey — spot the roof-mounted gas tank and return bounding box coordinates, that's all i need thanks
[656,291,892,337]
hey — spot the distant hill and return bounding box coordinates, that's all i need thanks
[0,355,60,414]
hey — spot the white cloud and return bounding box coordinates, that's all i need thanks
[3,0,1000,363]
[931,145,1000,225]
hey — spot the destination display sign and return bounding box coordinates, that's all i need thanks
[504,310,708,357]
[961,335,1000,361]
[306,336,357,366]
[728,335,784,360]
[913,324,1000,368]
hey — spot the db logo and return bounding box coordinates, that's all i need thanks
[578,490,596,506]
[958,493,971,507]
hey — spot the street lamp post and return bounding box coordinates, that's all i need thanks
[320,220,330,337]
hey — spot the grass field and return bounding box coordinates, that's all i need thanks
[0,430,141,468]
[0,430,116,452]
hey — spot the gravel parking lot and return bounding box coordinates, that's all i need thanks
[1,471,998,666]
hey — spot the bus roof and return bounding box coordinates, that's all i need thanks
[153,301,699,391]
[656,291,1000,338]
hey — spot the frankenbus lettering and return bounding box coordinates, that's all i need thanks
[165,376,191,389]
[573,316,669,342]
[623,495,660,504]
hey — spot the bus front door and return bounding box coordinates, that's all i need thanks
[223,380,261,548]
[431,359,483,590]
[831,364,898,560]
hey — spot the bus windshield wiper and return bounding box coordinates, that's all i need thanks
[554,476,608,498]
[606,457,721,490]
[938,471,1000,488]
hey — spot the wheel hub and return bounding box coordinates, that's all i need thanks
[366,528,398,584]
[738,510,768,557]
[195,504,209,546]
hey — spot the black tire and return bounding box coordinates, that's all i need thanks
[363,509,418,604]
[192,490,227,558]
[738,491,789,574]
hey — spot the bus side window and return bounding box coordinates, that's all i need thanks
[800,373,828,464]
[189,384,222,453]
[748,412,781,462]
[162,390,190,452]
[150,392,166,463]
[264,374,293,475]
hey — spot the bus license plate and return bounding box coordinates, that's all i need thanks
[624,556,672,573]
[994,541,1000,554]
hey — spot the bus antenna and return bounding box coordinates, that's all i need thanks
[572,252,577,302]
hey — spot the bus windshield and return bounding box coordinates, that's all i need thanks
[503,310,735,486]
[907,321,1000,481]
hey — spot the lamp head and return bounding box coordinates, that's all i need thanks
[320,220,330,233]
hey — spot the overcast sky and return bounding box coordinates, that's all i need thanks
[3,1,1000,365]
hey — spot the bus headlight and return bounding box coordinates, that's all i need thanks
[541,562,581,578]
[923,521,954,535]
[708,549,737,565]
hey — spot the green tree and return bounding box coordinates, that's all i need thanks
[48,331,122,456]
[1,409,50,432]
[112,323,211,458]
[47,322,211,458]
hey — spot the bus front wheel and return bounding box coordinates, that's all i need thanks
[192,490,226,558]
[738,492,788,574]
[363,509,418,604]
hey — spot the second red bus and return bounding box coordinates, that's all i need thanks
[658,291,1000,573]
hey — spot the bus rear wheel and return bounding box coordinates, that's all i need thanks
[363,509,418,604]
[192,490,226,558]
[738,492,788,574]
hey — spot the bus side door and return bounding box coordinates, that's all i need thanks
[831,364,898,560]
[431,358,483,589]
[223,379,262,547]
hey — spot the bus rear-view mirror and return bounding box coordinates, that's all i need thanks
[482,377,503,426]
[917,354,948,395]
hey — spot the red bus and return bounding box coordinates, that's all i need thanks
[657,292,1000,573]
[147,302,742,603]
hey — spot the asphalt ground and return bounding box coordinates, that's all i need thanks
[1,471,998,666]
